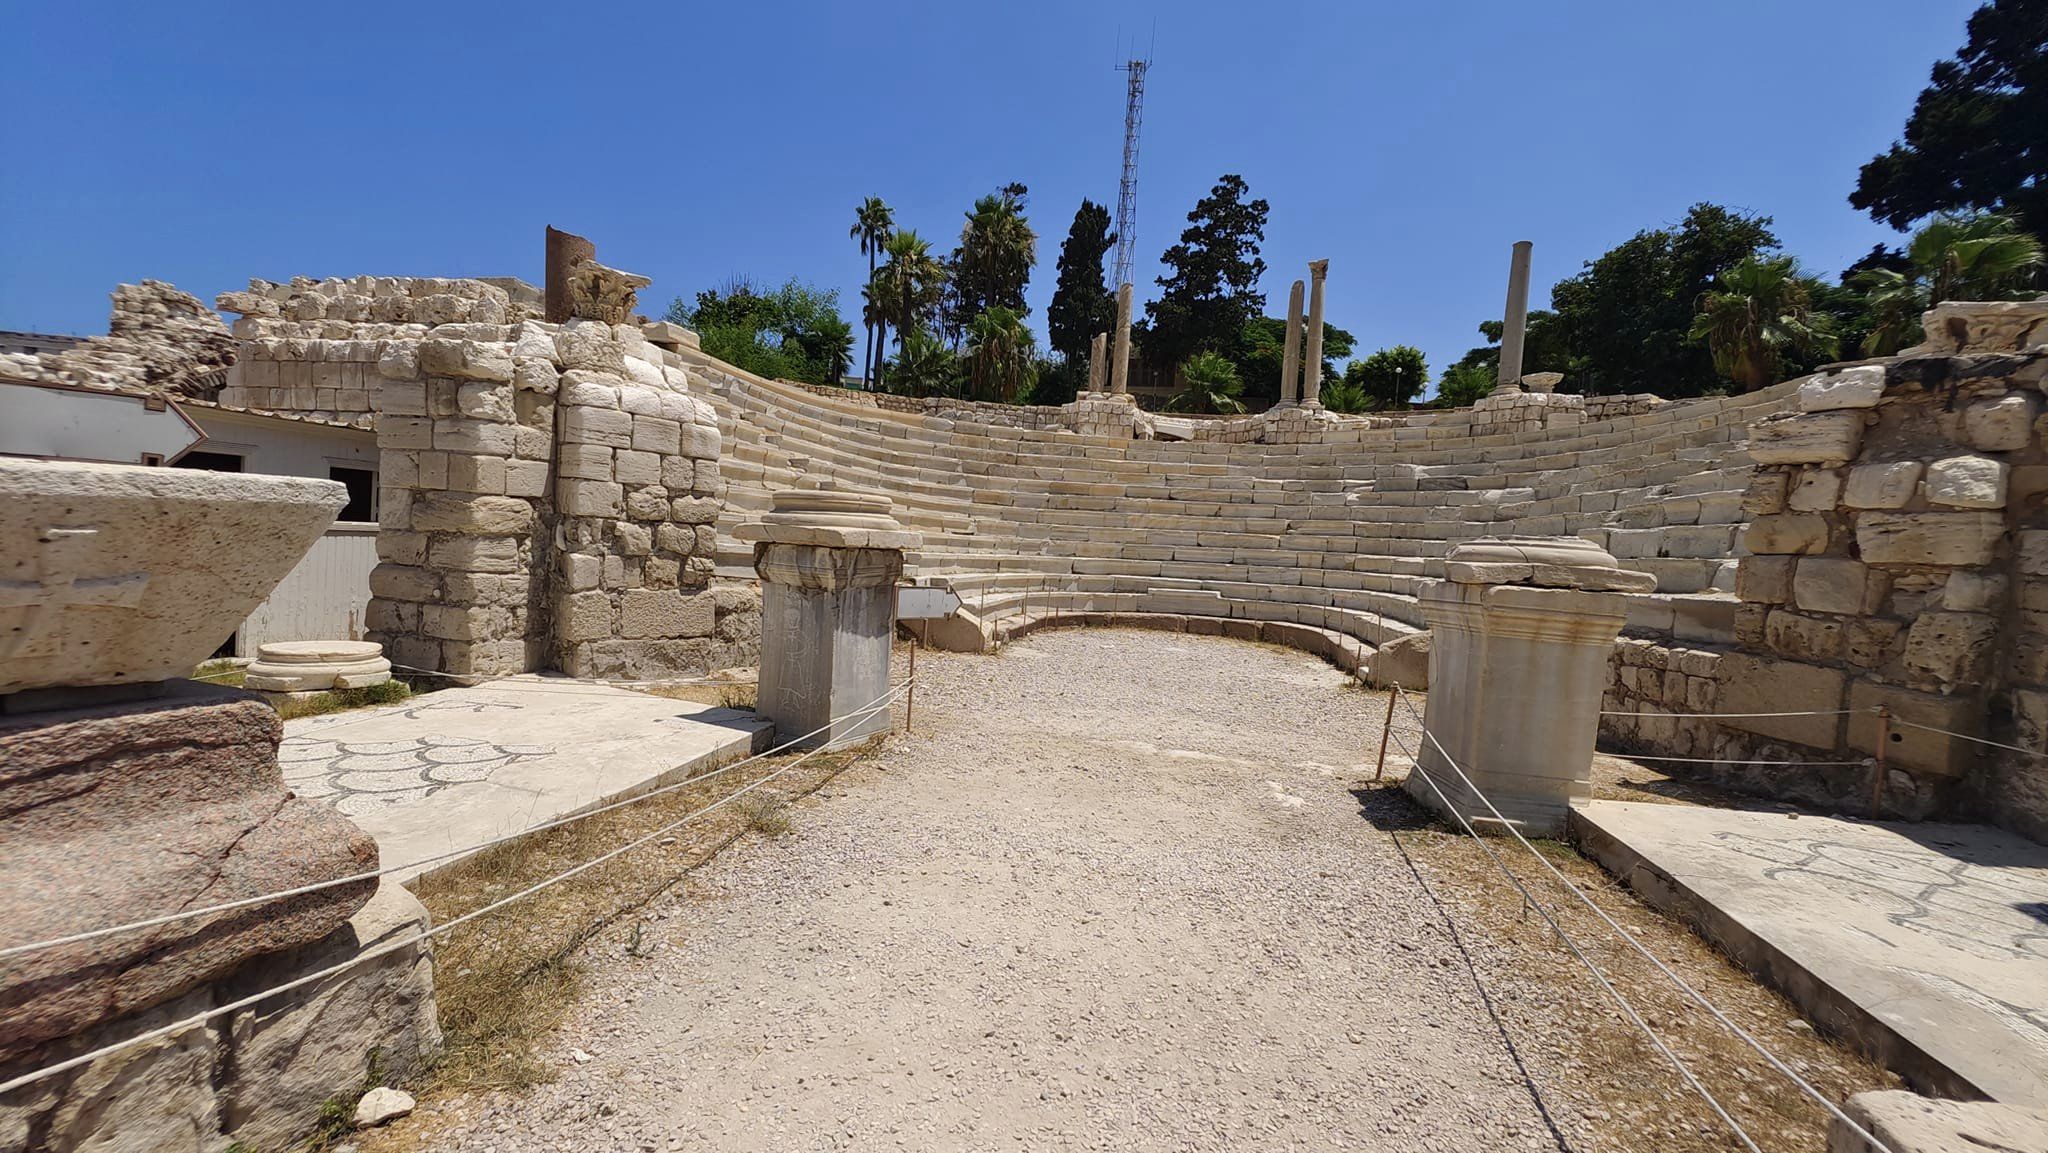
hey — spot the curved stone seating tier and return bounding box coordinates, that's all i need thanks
[686,353,1797,669]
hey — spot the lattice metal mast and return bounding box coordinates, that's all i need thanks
[1111,57,1149,290]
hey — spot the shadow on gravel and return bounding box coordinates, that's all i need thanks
[1349,782,1575,1153]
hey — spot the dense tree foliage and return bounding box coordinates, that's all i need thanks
[1851,211,2046,354]
[1046,200,1116,365]
[1689,256,1836,392]
[1434,362,1496,408]
[966,306,1037,403]
[1852,0,2048,235]
[1143,175,1270,379]
[949,183,1036,337]
[1346,346,1429,411]
[1225,316,1353,409]
[666,277,852,385]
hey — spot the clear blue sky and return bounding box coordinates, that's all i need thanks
[0,1,1981,394]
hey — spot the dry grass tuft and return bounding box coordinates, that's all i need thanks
[1354,774,1898,1153]
[388,739,877,1104]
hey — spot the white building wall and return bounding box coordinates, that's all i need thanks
[187,408,377,480]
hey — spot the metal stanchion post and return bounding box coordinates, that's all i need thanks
[1871,706,1890,817]
[906,636,918,734]
[1374,683,1400,781]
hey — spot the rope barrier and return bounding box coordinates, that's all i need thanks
[1381,723,1764,1153]
[1598,708,1858,719]
[1390,687,1897,1153]
[0,682,908,964]
[1610,753,1872,768]
[1887,715,2048,760]
[0,699,895,1098]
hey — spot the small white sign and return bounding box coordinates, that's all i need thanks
[896,586,962,620]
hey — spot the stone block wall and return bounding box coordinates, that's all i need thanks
[216,281,757,682]
[549,340,756,679]
[1711,303,2048,834]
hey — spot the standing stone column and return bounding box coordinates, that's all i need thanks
[1496,240,1533,393]
[1406,536,1653,836]
[544,226,596,324]
[1302,260,1329,405]
[1087,332,1108,394]
[1110,283,1134,396]
[748,481,922,750]
[1278,279,1305,405]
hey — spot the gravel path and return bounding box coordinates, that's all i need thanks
[411,629,1562,1151]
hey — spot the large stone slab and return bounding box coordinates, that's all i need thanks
[0,459,346,694]
[279,678,772,880]
[1832,1090,2048,1152]
[1571,800,2048,1106]
[0,683,379,1064]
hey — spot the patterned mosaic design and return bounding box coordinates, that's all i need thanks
[281,699,551,817]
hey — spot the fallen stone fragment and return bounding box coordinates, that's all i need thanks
[353,1086,416,1128]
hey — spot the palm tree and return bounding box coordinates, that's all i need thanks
[860,283,889,389]
[1911,212,2044,305]
[953,184,1037,331]
[1849,269,1928,358]
[849,197,894,387]
[1852,212,2044,356]
[810,314,854,385]
[1689,256,1836,392]
[875,229,949,363]
[1164,351,1248,414]
[890,329,959,398]
[965,306,1037,402]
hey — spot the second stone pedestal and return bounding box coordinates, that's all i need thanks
[746,482,921,751]
[1406,537,1652,836]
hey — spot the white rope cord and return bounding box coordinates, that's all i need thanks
[1393,687,1896,1153]
[1886,715,2048,760]
[0,684,907,964]
[0,703,889,1098]
[1383,724,1764,1152]
[1599,708,1858,719]
[1611,753,1872,768]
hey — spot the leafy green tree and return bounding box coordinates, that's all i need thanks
[965,306,1038,402]
[1852,0,2048,235]
[1164,350,1247,414]
[1434,362,1496,408]
[1688,256,1837,392]
[666,277,851,385]
[1347,346,1429,410]
[1225,316,1354,409]
[950,183,1036,335]
[1046,200,1116,364]
[1850,211,2046,354]
[1554,203,1779,395]
[849,197,894,386]
[1143,175,1270,384]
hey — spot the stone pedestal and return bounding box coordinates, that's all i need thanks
[0,459,435,1150]
[243,640,392,694]
[746,482,921,750]
[1406,537,1652,835]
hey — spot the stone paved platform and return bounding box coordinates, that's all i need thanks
[280,678,773,882]
[1570,800,2048,1106]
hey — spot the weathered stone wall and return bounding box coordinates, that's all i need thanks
[1682,302,2048,835]
[216,282,755,682]
[549,333,757,678]
[0,281,236,398]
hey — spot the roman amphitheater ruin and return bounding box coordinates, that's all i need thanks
[4,246,2047,1151]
